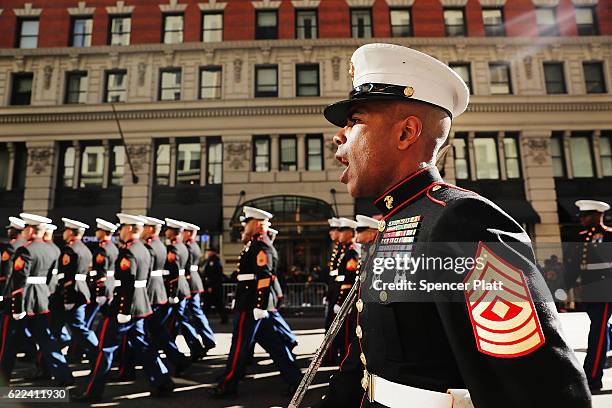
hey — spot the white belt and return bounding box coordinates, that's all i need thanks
[190,265,199,272]
[150,270,164,277]
[368,373,453,408]
[329,269,338,276]
[134,280,147,288]
[586,262,612,270]
[106,270,115,277]
[89,271,97,276]
[56,273,65,280]
[26,276,47,284]
[237,274,255,281]
[178,269,185,276]
[114,280,121,287]
[51,269,58,275]
[75,274,87,281]
[163,270,170,276]
[335,275,345,282]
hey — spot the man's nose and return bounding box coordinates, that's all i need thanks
[333,127,348,146]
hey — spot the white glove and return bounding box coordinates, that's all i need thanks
[0,296,3,302]
[322,296,327,305]
[117,314,131,324]
[64,303,75,310]
[333,304,341,314]
[168,296,179,304]
[12,312,26,320]
[96,296,107,306]
[230,299,236,310]
[253,308,269,321]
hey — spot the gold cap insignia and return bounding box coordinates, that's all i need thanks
[404,86,414,97]
[384,195,394,210]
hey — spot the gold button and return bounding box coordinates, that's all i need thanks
[404,86,414,97]
[356,299,363,313]
[355,325,363,338]
[378,220,386,232]
[379,290,388,302]
[360,353,367,366]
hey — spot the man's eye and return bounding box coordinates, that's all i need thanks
[348,117,361,126]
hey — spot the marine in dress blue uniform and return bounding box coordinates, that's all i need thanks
[316,43,590,408]
[203,247,228,323]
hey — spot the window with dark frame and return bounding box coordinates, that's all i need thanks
[17,19,39,48]
[583,61,606,94]
[443,8,466,37]
[296,9,317,39]
[109,15,131,45]
[255,65,278,97]
[207,138,223,184]
[390,9,411,37]
[65,71,88,104]
[163,14,184,44]
[59,144,76,188]
[200,66,222,99]
[80,144,105,188]
[279,135,297,171]
[177,140,201,185]
[202,13,223,42]
[104,70,127,103]
[452,133,469,180]
[296,64,319,97]
[535,7,559,36]
[10,73,34,105]
[256,10,278,40]
[550,132,565,178]
[159,68,182,101]
[71,17,93,47]
[306,134,323,171]
[504,133,521,179]
[569,131,595,177]
[543,62,566,94]
[253,136,271,172]
[575,7,598,36]
[0,143,27,191]
[155,140,171,186]
[110,144,125,187]
[600,131,612,177]
[482,8,505,36]
[489,63,512,95]
[351,9,372,38]
[449,63,472,94]
[474,133,500,180]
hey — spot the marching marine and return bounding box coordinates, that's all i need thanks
[0,217,26,305]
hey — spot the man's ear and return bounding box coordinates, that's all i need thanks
[397,116,422,151]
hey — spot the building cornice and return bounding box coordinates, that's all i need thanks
[159,0,188,13]
[106,1,135,15]
[67,2,96,16]
[13,3,42,17]
[199,0,228,12]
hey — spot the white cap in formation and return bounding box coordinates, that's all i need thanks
[165,218,186,230]
[324,43,470,127]
[268,227,279,237]
[62,217,90,230]
[575,200,610,213]
[140,216,165,226]
[327,217,341,228]
[356,214,379,229]
[20,213,52,226]
[96,218,118,232]
[338,217,358,230]
[7,216,25,230]
[183,222,200,232]
[45,224,58,232]
[242,206,273,221]
[117,213,145,226]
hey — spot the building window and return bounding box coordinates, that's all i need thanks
[0,144,8,190]
[543,62,566,94]
[296,9,317,39]
[482,8,504,36]
[199,66,222,99]
[504,134,521,179]
[600,131,612,177]
[306,134,323,171]
[104,70,127,103]
[575,7,598,36]
[60,145,76,187]
[163,14,184,44]
[0,143,27,191]
[550,132,565,178]
[155,141,170,186]
[255,65,278,97]
[489,63,512,95]
[256,10,278,40]
[177,140,201,185]
[452,134,469,180]
[443,8,466,37]
[110,144,125,186]
[390,9,411,37]
[207,138,222,184]
[570,132,594,177]
[71,17,93,47]
[202,12,223,42]
[296,64,319,97]
[159,68,182,101]
[80,145,105,187]
[474,134,500,180]
[10,73,33,106]
[109,15,131,45]
[351,9,372,38]
[450,63,472,94]
[253,136,271,172]
[535,7,559,36]
[583,62,606,94]
[280,136,297,171]
[17,19,39,48]
[65,71,88,104]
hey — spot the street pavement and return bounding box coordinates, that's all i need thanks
[2,312,611,407]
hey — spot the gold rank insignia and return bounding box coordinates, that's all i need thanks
[384,195,394,210]
[13,256,24,271]
[256,250,268,267]
[96,254,105,264]
[119,257,131,271]
[1,251,9,262]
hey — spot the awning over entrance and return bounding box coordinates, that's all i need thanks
[496,199,541,224]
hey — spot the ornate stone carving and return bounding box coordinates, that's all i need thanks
[233,59,243,83]
[226,142,249,170]
[252,0,282,9]
[43,65,53,90]
[14,3,42,17]
[291,0,321,8]
[106,1,135,14]
[386,0,415,6]
[571,0,597,4]
[68,2,95,16]
[199,0,228,11]
[159,0,187,12]
[439,0,468,5]
[126,144,149,173]
[524,138,550,165]
[137,62,147,87]
[478,0,506,5]
[523,56,533,80]
[331,56,341,81]
[28,147,53,175]
[346,0,375,6]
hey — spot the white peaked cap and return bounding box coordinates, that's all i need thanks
[140,216,165,226]
[328,217,341,228]
[62,218,89,230]
[338,217,358,230]
[165,218,186,230]
[182,222,200,232]
[575,200,610,213]
[356,214,379,229]
[117,213,145,226]
[20,213,52,226]
[7,217,25,230]
[45,224,58,232]
[268,227,278,236]
[96,218,118,232]
[243,206,273,221]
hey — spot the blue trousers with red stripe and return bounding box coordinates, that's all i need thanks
[171,298,207,356]
[84,316,171,397]
[183,293,216,349]
[584,302,612,388]
[218,310,301,392]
